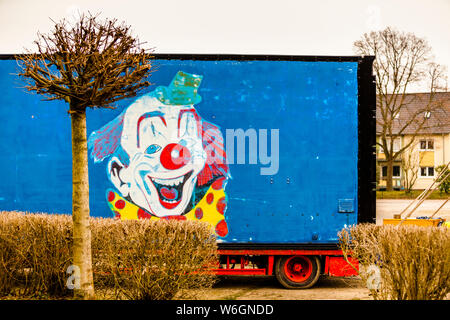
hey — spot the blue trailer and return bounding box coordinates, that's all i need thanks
[0,54,376,288]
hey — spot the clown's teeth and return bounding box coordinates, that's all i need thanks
[151,176,184,186]
[162,199,177,203]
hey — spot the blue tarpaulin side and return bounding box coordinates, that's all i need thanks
[0,58,358,244]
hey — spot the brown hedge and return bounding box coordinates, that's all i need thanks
[0,211,217,299]
[339,224,450,300]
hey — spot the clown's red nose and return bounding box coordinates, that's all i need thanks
[160,143,191,170]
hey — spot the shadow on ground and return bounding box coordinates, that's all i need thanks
[184,275,371,300]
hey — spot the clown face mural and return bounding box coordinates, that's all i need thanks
[88,71,230,237]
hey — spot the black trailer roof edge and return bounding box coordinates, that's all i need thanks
[1,53,374,62]
[217,243,340,251]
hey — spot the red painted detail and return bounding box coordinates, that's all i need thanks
[324,256,330,274]
[197,120,229,187]
[158,197,182,209]
[137,208,152,219]
[89,112,124,162]
[160,186,178,200]
[215,268,267,275]
[213,251,359,278]
[328,256,359,277]
[215,220,228,237]
[212,177,226,190]
[162,215,187,221]
[206,193,214,204]
[284,256,313,283]
[107,191,115,202]
[115,200,125,209]
[114,211,121,219]
[160,143,191,170]
[267,256,275,275]
[195,207,203,219]
[216,197,227,214]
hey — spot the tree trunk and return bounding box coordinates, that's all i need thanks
[70,108,95,299]
[386,159,394,192]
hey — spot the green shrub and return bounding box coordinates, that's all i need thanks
[436,165,450,194]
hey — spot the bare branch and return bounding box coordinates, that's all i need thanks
[16,12,154,112]
[355,27,448,191]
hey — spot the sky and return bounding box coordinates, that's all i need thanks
[0,0,449,91]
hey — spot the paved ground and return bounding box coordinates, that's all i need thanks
[376,199,450,225]
[184,276,371,300]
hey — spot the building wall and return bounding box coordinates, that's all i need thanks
[377,133,450,190]
[412,134,449,189]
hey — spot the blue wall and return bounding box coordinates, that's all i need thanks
[0,58,358,243]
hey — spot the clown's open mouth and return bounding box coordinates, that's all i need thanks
[148,171,193,210]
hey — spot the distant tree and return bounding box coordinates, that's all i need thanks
[17,13,154,299]
[354,27,447,191]
[435,164,450,194]
[401,141,421,193]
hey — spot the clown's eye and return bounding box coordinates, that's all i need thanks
[145,144,161,154]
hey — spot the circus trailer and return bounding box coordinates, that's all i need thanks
[0,54,376,288]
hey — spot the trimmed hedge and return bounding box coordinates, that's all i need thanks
[0,211,217,299]
[339,224,450,300]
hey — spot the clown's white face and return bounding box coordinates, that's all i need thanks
[108,95,207,217]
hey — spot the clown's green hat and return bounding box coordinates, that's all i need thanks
[154,71,203,105]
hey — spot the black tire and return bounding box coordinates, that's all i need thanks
[275,255,321,289]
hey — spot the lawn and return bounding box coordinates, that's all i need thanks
[377,190,449,199]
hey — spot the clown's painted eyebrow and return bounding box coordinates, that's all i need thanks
[178,109,201,137]
[137,111,167,148]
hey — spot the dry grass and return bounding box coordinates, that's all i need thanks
[91,217,218,300]
[339,224,450,300]
[0,212,73,298]
[0,211,217,300]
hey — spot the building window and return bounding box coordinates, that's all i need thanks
[419,139,434,151]
[420,167,434,177]
[382,165,401,178]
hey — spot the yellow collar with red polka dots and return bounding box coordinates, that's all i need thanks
[106,184,228,237]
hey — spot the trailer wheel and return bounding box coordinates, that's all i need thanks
[275,255,321,289]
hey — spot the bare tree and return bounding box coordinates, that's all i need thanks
[401,141,421,193]
[16,13,154,299]
[354,27,447,191]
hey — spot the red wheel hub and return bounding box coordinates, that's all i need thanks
[284,256,313,283]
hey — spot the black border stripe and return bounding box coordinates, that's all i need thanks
[217,243,340,251]
[357,56,376,224]
[2,53,365,62]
